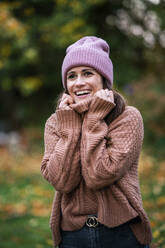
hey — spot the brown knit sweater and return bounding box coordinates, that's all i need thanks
[41,95,152,248]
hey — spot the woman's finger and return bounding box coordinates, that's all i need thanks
[63,94,74,103]
[59,93,74,109]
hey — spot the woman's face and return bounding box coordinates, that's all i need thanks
[66,66,103,103]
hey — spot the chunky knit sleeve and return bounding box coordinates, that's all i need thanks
[41,110,82,193]
[81,101,144,190]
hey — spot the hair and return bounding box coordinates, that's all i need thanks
[104,89,126,125]
[103,78,126,125]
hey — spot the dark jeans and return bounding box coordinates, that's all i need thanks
[59,222,150,248]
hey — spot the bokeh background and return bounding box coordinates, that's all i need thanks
[0,0,165,247]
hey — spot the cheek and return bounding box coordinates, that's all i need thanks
[98,82,103,90]
[96,78,103,91]
[66,82,73,95]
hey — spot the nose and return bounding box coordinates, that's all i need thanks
[75,75,85,86]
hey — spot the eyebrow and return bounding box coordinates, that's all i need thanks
[67,68,95,75]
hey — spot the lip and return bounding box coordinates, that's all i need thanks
[74,89,91,94]
[74,90,92,100]
[75,93,91,99]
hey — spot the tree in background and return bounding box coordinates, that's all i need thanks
[0,0,165,158]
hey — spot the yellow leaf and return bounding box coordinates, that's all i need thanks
[47,239,53,245]
[153,230,160,239]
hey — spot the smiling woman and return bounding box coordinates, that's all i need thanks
[66,67,103,102]
[41,36,152,248]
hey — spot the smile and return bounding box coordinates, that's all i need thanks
[75,90,91,96]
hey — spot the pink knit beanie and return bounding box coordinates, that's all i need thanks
[62,36,113,89]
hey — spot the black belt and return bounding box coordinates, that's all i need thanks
[86,216,99,228]
[85,215,141,228]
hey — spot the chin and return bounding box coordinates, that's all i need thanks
[75,95,92,103]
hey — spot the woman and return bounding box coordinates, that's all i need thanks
[41,36,152,248]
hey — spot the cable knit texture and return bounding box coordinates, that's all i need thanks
[41,96,152,248]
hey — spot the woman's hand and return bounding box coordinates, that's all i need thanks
[58,93,74,110]
[94,89,114,103]
[84,89,115,122]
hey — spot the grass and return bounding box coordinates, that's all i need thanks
[139,153,165,247]
[0,150,54,248]
[0,148,165,247]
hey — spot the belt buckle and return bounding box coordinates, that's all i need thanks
[86,216,98,228]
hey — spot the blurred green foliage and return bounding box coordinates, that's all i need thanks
[0,151,54,248]
[0,0,165,159]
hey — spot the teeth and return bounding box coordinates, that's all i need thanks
[76,90,90,96]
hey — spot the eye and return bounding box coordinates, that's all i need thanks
[84,71,93,76]
[67,73,76,80]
